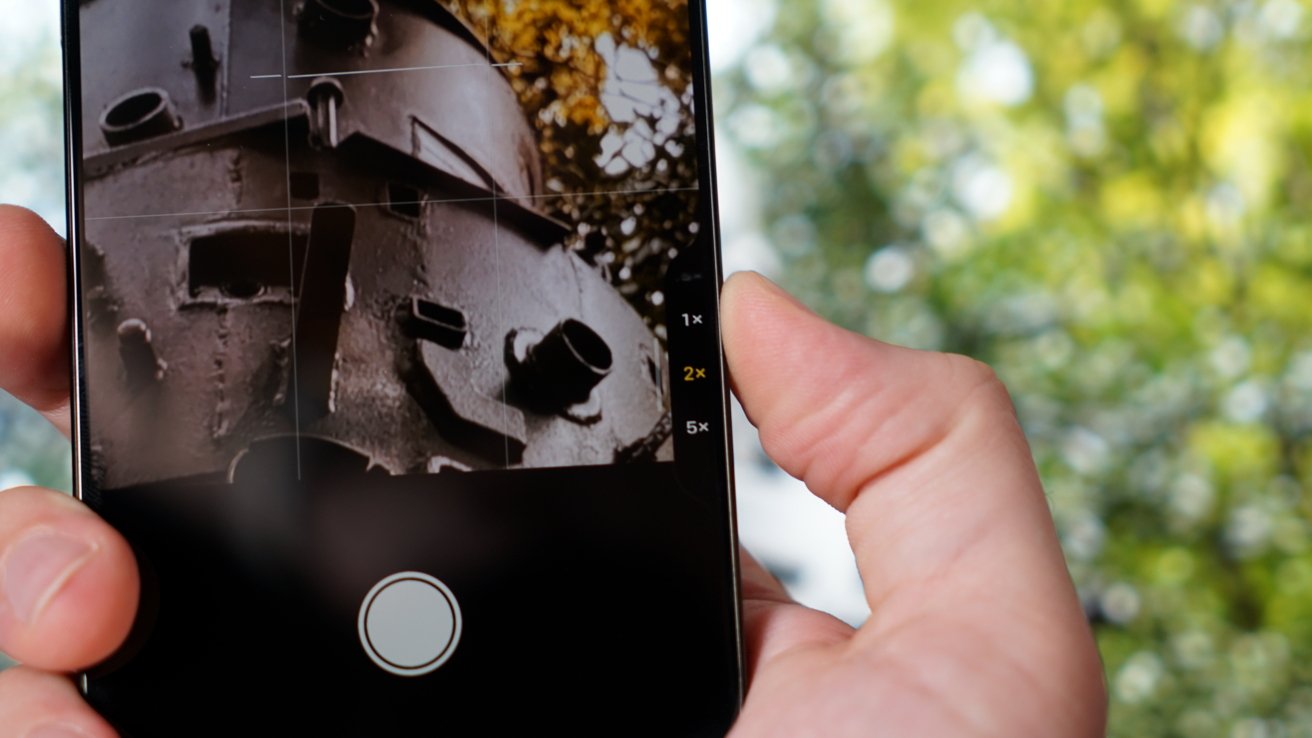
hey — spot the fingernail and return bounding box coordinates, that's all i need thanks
[3,529,96,624]
[25,725,92,738]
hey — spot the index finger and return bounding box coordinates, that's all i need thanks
[0,205,71,437]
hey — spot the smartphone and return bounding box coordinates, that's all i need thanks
[61,1,741,734]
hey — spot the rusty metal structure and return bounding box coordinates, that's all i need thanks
[78,0,674,490]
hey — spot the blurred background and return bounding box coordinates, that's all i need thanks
[3,0,1311,735]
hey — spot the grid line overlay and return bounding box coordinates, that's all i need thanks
[268,60,522,79]
[83,6,698,472]
[82,186,699,222]
[277,0,305,479]
[481,16,513,471]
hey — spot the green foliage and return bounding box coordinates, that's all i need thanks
[0,392,69,493]
[0,2,65,225]
[717,0,1312,734]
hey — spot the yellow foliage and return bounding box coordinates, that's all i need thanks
[1151,547,1197,586]
[1188,421,1281,483]
[1101,172,1165,230]
[1094,47,1147,118]
[1249,263,1312,328]
[1132,0,1174,20]
[1201,95,1286,208]
[447,0,692,137]
[1188,258,1234,306]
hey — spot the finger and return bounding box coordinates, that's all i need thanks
[722,272,1103,710]
[0,666,118,738]
[738,548,852,684]
[0,205,71,436]
[0,487,138,672]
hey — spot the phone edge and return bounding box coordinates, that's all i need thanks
[687,0,748,712]
[59,0,92,698]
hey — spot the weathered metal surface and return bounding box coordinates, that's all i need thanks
[80,0,540,201]
[81,0,672,489]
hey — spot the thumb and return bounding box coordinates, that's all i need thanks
[722,272,1104,726]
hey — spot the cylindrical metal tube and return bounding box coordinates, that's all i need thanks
[523,319,614,406]
[99,87,182,146]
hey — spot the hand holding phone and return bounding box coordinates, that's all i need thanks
[0,219,1104,735]
[4,0,1102,733]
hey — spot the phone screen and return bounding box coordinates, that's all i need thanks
[64,1,740,734]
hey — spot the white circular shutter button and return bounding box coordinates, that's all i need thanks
[358,571,462,676]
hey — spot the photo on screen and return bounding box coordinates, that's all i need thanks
[76,0,700,488]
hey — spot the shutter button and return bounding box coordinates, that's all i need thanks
[358,571,462,676]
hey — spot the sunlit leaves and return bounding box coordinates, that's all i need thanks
[719,0,1312,734]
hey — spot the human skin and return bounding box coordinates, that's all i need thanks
[0,204,1107,737]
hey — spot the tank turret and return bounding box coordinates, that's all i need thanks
[79,0,673,488]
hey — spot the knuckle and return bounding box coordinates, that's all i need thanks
[944,352,1007,394]
[0,663,22,691]
[943,352,997,383]
[940,353,1018,421]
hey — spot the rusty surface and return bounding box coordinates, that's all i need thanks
[81,0,673,488]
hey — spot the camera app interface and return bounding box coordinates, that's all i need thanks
[73,1,737,734]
